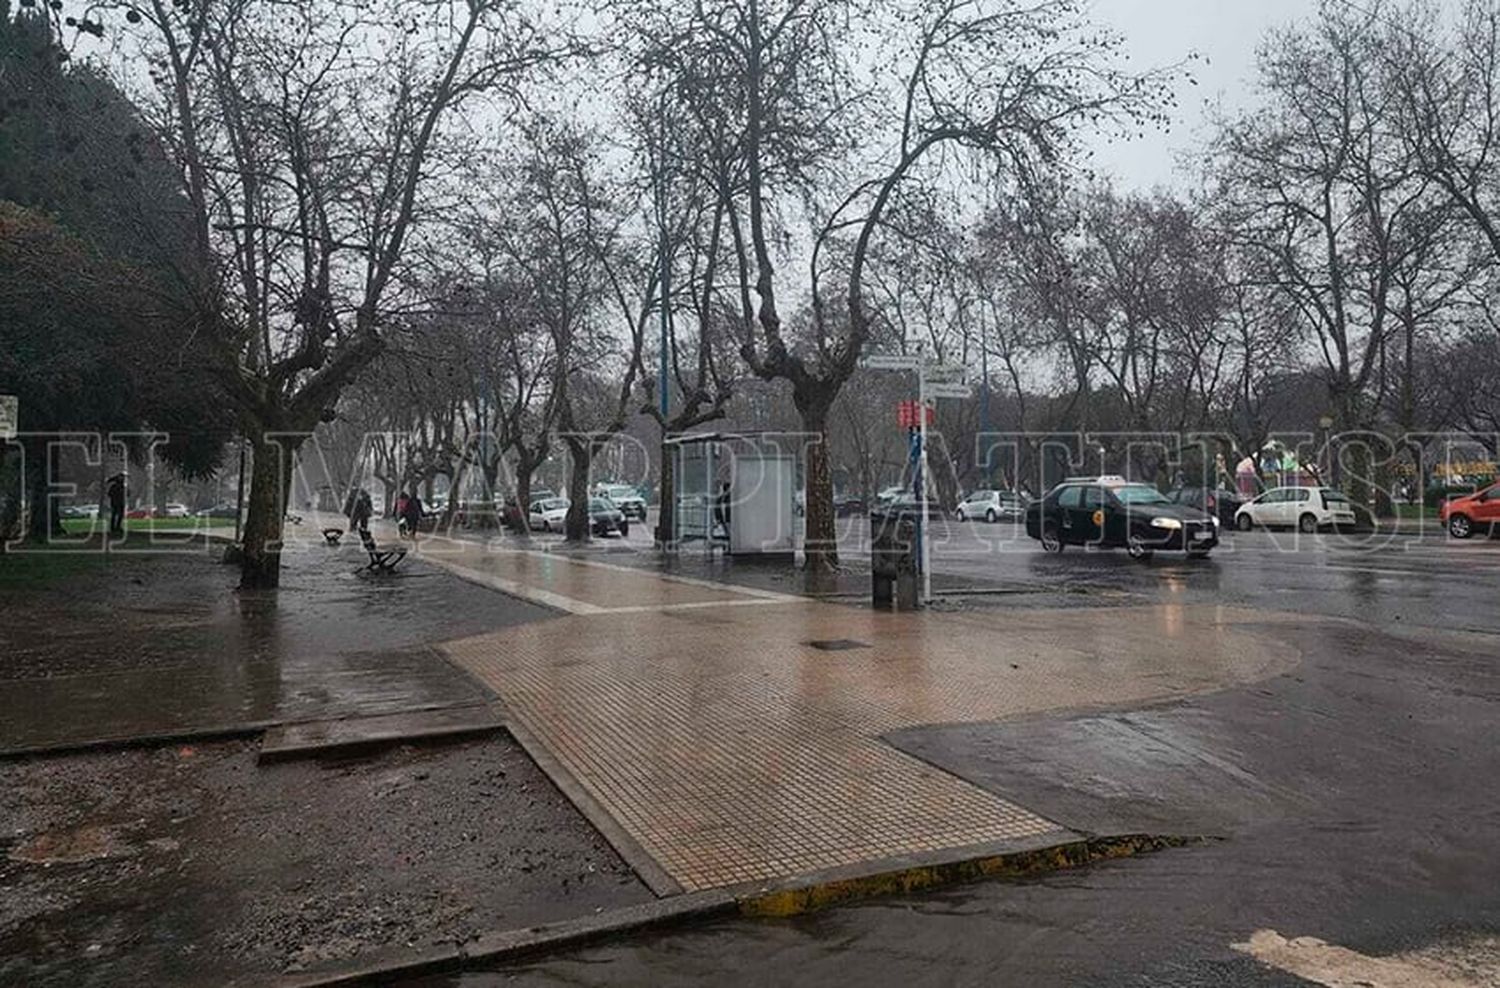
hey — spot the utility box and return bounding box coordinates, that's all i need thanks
[870,511,920,610]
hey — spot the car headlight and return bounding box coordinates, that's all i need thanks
[1150,517,1183,530]
[1211,516,1220,527]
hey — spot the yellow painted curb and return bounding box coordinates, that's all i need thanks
[739,835,1200,919]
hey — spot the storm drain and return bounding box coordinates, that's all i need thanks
[805,639,871,652]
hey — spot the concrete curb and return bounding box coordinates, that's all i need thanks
[275,832,1198,987]
[0,701,481,761]
[276,890,739,988]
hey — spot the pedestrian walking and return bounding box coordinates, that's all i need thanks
[395,492,410,536]
[349,488,372,533]
[401,491,424,541]
[106,473,125,536]
[712,482,731,539]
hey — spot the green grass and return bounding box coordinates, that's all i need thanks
[0,530,212,588]
[59,517,234,533]
[1394,503,1440,520]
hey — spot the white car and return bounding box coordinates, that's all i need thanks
[596,484,647,520]
[1234,486,1358,533]
[528,497,570,531]
[956,489,1025,523]
[875,486,907,506]
[163,503,190,518]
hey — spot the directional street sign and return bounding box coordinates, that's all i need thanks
[923,364,968,385]
[862,353,923,370]
[926,382,973,400]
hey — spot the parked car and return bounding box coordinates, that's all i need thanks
[595,483,647,520]
[455,498,500,528]
[956,489,1025,523]
[1025,476,1219,560]
[162,502,190,518]
[125,507,153,520]
[528,497,570,532]
[877,496,945,520]
[1439,481,1500,539]
[196,503,239,519]
[1233,486,1357,533]
[833,493,866,517]
[587,497,629,537]
[501,488,561,530]
[1167,486,1243,528]
[57,504,91,519]
[875,485,908,506]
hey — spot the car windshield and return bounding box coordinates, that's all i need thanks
[1111,485,1170,505]
[589,498,614,511]
[536,498,566,511]
[1322,491,1350,505]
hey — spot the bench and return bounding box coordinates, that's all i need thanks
[321,527,344,546]
[359,529,407,572]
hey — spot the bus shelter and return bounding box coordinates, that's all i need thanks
[664,433,798,557]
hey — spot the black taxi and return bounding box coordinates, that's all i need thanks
[1024,476,1220,560]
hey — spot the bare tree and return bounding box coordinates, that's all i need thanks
[106,0,573,585]
[623,0,1176,571]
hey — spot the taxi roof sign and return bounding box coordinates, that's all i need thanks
[1064,474,1130,485]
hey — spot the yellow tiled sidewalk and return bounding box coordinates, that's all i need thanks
[438,548,1299,893]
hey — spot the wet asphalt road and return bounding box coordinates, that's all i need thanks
[425,521,1500,987]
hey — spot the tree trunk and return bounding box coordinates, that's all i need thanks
[23,436,61,543]
[563,438,591,542]
[240,434,296,588]
[513,452,540,535]
[799,396,837,572]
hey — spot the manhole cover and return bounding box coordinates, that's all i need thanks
[805,639,870,651]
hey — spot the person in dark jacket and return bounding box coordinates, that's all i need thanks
[400,491,424,541]
[349,488,373,533]
[106,474,126,536]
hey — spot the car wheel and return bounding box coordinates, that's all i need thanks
[1187,548,1212,560]
[1448,514,1473,539]
[985,508,997,523]
[957,509,967,522]
[1126,533,1154,561]
[1236,513,1253,532]
[1040,522,1064,554]
[1298,513,1318,534]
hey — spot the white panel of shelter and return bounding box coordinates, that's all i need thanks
[729,454,795,554]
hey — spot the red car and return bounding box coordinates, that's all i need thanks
[1439,482,1500,539]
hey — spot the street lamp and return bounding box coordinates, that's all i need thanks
[1318,415,1335,486]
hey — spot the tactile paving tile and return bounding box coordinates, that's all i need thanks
[443,579,1295,892]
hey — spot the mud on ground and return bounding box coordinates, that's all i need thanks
[0,735,651,988]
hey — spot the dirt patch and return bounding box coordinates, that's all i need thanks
[0,735,651,988]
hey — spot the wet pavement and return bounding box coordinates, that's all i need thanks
[0,539,552,752]
[422,524,1318,898]
[0,735,650,988]
[402,521,1500,986]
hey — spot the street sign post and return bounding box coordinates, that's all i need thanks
[0,395,16,440]
[864,353,975,604]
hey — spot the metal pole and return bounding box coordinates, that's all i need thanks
[918,367,932,605]
[98,435,108,556]
[980,317,990,487]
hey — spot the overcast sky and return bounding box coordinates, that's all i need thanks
[1086,0,1316,191]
